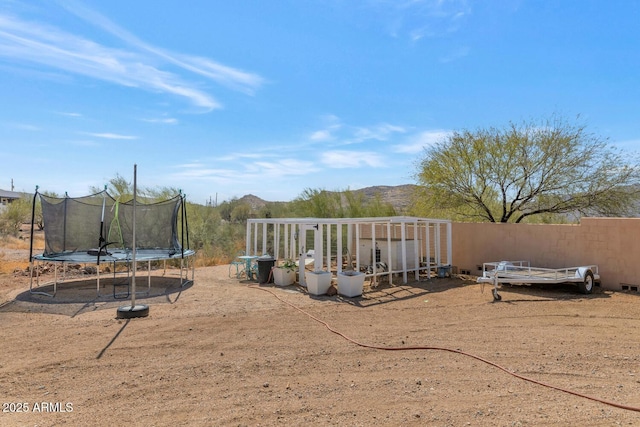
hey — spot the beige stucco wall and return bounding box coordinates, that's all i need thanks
[452,218,640,291]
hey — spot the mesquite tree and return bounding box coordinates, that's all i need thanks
[291,188,396,218]
[414,116,640,223]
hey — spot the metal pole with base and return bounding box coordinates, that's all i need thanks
[117,164,149,319]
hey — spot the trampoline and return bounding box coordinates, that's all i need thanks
[29,188,195,297]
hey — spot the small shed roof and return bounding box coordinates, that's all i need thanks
[0,189,24,200]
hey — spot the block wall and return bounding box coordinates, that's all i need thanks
[452,218,640,291]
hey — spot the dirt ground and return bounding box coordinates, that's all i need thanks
[1,247,640,426]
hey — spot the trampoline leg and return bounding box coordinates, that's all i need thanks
[183,258,188,285]
[29,259,56,297]
[178,257,194,287]
[29,260,35,294]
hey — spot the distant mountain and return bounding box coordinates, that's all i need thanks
[349,184,417,213]
[238,185,418,214]
[237,194,270,211]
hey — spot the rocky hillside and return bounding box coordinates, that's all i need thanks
[238,184,417,214]
[237,194,272,211]
[349,184,417,213]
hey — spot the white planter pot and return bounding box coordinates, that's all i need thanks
[273,267,296,287]
[337,271,365,297]
[305,271,332,295]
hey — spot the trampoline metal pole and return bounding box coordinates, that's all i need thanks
[131,164,137,308]
[29,186,38,263]
[29,186,38,293]
[116,164,148,319]
[97,187,106,266]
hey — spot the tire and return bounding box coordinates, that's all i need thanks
[116,304,150,319]
[578,270,594,294]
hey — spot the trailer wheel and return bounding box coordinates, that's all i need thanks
[578,270,594,294]
[492,289,502,301]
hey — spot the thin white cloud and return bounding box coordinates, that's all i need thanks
[309,117,407,146]
[369,0,471,42]
[0,14,220,110]
[175,166,236,179]
[238,152,270,159]
[0,62,73,83]
[310,130,333,141]
[141,117,178,125]
[82,132,138,140]
[5,122,40,131]
[56,111,83,118]
[215,152,274,162]
[309,114,343,142]
[175,56,265,96]
[170,162,243,186]
[353,123,407,142]
[440,45,470,63]
[60,0,265,94]
[173,158,318,184]
[321,114,342,125]
[410,28,426,42]
[321,150,385,168]
[246,159,318,177]
[0,2,265,111]
[393,129,450,154]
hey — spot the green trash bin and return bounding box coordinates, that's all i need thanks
[257,255,276,283]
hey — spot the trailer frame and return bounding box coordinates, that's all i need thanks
[477,261,600,301]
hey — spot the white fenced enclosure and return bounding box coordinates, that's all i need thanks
[245,216,452,286]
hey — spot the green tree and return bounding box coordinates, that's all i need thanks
[291,188,343,218]
[257,201,290,219]
[290,187,396,218]
[414,115,640,223]
[218,198,241,221]
[342,189,366,218]
[0,195,32,236]
[147,186,182,200]
[91,176,184,204]
[364,193,397,217]
[230,203,251,222]
[90,174,132,201]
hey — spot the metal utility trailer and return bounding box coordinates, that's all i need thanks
[477,261,600,301]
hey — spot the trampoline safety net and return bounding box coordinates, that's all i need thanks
[38,190,187,257]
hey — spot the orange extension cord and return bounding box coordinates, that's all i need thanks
[250,284,640,413]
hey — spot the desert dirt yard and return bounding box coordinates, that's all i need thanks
[1,249,640,426]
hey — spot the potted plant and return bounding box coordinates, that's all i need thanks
[337,270,365,297]
[336,249,365,297]
[305,269,332,295]
[272,259,297,287]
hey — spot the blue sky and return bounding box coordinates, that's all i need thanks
[1,0,639,204]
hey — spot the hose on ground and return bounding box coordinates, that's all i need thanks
[250,284,640,413]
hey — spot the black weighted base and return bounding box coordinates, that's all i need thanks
[116,304,149,319]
